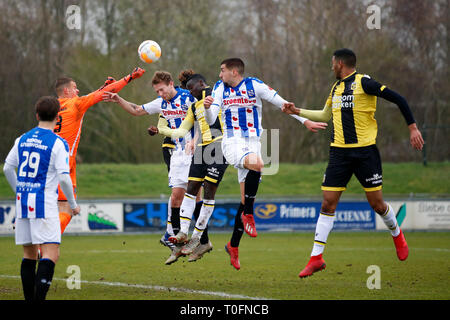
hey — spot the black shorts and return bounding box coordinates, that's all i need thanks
[162,147,173,173]
[322,145,383,192]
[188,141,228,185]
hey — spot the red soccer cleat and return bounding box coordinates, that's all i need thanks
[225,242,240,270]
[241,213,257,237]
[298,254,326,278]
[393,229,409,261]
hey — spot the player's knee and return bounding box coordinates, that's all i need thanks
[171,197,183,207]
[254,161,264,172]
[321,199,337,213]
[186,181,202,196]
[244,154,264,172]
[370,201,387,215]
[41,245,60,263]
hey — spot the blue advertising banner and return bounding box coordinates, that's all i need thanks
[254,202,376,230]
[123,201,376,231]
[124,202,168,230]
[123,202,241,231]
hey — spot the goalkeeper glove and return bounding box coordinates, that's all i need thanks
[126,67,145,83]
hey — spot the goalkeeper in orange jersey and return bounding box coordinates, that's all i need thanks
[53,67,145,233]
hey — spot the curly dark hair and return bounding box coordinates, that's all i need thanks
[178,69,195,89]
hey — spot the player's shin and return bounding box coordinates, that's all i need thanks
[166,198,174,235]
[179,193,197,234]
[192,200,215,239]
[183,200,215,255]
[20,258,37,301]
[193,201,210,244]
[244,170,261,215]
[230,203,245,247]
[34,258,55,301]
[378,203,400,237]
[311,212,335,256]
[171,208,181,235]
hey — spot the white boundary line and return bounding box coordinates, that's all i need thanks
[0,275,273,300]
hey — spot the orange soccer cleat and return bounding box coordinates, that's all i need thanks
[241,213,257,237]
[392,229,409,261]
[225,242,240,270]
[298,254,326,278]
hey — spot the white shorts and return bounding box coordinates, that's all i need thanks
[15,217,61,245]
[222,137,261,183]
[168,149,192,189]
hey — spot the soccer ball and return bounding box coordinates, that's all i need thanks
[138,40,161,64]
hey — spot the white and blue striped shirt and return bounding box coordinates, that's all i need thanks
[142,87,196,150]
[5,127,70,219]
[209,77,305,139]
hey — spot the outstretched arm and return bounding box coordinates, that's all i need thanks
[282,102,332,123]
[156,116,173,137]
[163,108,195,139]
[102,92,148,116]
[255,81,328,132]
[77,67,145,113]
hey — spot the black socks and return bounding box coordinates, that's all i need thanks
[230,203,245,247]
[171,207,180,235]
[35,258,55,301]
[21,257,55,301]
[20,258,36,301]
[244,170,261,216]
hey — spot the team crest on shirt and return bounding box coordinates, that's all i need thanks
[351,82,357,91]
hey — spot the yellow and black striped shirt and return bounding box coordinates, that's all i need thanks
[299,71,416,148]
[326,71,386,148]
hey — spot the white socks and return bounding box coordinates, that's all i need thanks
[166,198,173,235]
[192,199,215,238]
[179,193,197,234]
[380,203,400,237]
[309,203,400,257]
[311,212,335,256]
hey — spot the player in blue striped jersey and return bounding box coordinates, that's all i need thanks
[204,58,327,269]
[3,96,80,300]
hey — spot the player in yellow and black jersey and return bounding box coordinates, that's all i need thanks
[283,48,424,278]
[155,73,229,260]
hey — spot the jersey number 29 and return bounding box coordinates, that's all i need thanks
[18,151,40,178]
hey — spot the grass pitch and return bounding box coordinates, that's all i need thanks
[0,231,449,300]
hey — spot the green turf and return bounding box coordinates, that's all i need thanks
[0,162,448,199]
[0,232,449,300]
